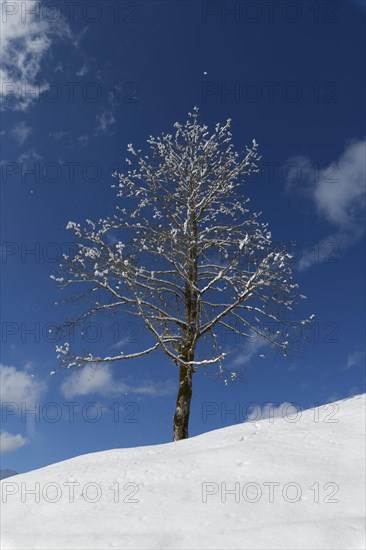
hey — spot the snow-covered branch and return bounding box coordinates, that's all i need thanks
[53,108,312,378]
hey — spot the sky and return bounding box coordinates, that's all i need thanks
[0,0,365,474]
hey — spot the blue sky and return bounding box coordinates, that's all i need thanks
[0,0,365,473]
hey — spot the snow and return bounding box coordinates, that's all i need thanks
[239,235,248,250]
[1,394,365,550]
[57,111,301,369]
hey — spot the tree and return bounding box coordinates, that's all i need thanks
[53,108,312,441]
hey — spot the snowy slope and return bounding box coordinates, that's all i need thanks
[1,394,365,550]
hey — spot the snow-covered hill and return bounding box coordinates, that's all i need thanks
[1,394,365,550]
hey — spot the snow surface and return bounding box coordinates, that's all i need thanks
[1,394,365,550]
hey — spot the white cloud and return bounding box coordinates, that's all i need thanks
[0,0,73,110]
[49,131,67,140]
[0,364,46,408]
[345,350,365,370]
[95,109,116,136]
[246,402,300,422]
[17,148,42,164]
[313,140,365,229]
[231,337,268,367]
[76,64,88,77]
[54,62,63,74]
[111,336,136,350]
[61,366,116,399]
[60,364,175,399]
[11,120,32,144]
[297,231,359,271]
[0,431,27,454]
[131,379,176,397]
[286,139,366,270]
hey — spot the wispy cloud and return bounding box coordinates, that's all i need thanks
[285,139,366,270]
[94,89,118,136]
[60,364,175,399]
[95,108,116,136]
[0,431,27,454]
[17,149,42,180]
[11,120,32,145]
[17,148,42,163]
[0,0,73,110]
[76,64,89,77]
[297,230,362,271]
[345,350,365,370]
[0,364,46,408]
[313,140,365,228]
[111,335,139,350]
[49,131,67,141]
[246,402,300,422]
[230,337,268,368]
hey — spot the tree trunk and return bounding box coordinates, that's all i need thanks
[173,361,194,441]
[173,188,198,441]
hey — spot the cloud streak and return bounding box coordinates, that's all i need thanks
[345,350,365,370]
[0,364,46,408]
[0,0,73,110]
[285,139,366,270]
[60,364,176,399]
[230,337,269,368]
[0,431,27,454]
[11,120,32,145]
[246,402,300,422]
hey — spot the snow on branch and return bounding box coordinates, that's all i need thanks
[53,108,313,379]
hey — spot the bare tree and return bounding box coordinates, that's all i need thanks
[53,108,312,441]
